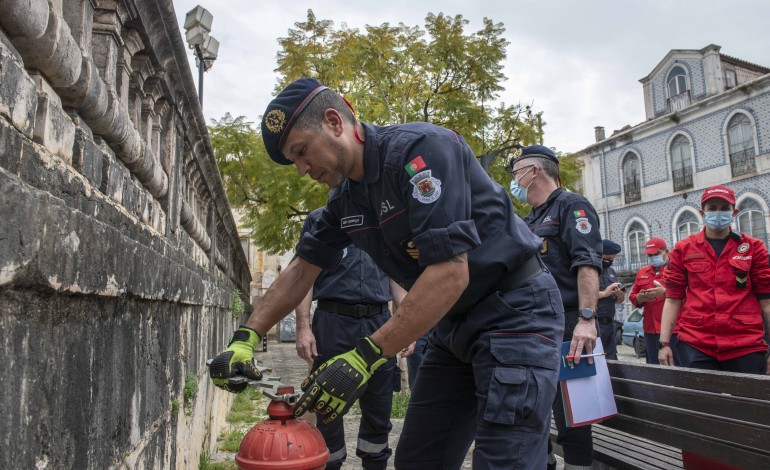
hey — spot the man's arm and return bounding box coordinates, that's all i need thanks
[658,298,682,366]
[572,265,600,361]
[389,279,407,310]
[295,286,317,366]
[371,253,469,357]
[244,256,322,337]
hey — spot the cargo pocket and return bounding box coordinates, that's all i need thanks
[483,333,558,431]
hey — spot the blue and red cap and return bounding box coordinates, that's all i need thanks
[261,78,329,165]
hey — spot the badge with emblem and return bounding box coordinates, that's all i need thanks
[410,170,442,204]
[540,237,548,254]
[737,243,749,253]
[404,240,420,260]
[263,109,286,133]
[575,217,592,234]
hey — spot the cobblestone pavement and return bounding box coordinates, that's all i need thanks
[242,338,644,469]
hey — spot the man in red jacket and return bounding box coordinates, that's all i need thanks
[629,237,669,364]
[659,185,770,374]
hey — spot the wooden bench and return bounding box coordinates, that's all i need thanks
[551,361,770,469]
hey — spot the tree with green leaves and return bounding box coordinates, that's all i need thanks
[213,10,582,251]
[209,114,328,253]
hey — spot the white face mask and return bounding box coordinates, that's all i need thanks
[509,167,534,203]
[704,211,734,231]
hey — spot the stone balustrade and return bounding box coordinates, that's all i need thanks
[0,1,250,468]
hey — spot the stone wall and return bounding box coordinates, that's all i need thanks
[0,1,250,468]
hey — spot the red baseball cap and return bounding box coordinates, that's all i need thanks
[644,237,667,255]
[701,185,735,205]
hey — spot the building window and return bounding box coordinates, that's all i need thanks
[727,113,756,177]
[622,153,641,204]
[670,135,693,192]
[667,66,690,112]
[736,198,766,242]
[627,222,648,270]
[676,211,700,242]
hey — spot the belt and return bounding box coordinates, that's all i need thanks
[597,317,614,325]
[493,255,544,292]
[316,300,388,318]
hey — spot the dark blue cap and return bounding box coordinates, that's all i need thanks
[261,78,329,165]
[602,239,622,255]
[511,144,559,167]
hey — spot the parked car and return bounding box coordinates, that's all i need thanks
[621,307,645,358]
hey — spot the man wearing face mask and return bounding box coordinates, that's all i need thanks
[630,238,671,364]
[597,239,624,360]
[510,145,603,470]
[659,185,770,375]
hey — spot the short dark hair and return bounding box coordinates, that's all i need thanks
[529,157,559,182]
[294,89,355,133]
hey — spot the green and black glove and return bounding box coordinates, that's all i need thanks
[209,326,263,393]
[294,336,387,424]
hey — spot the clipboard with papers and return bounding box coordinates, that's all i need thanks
[558,338,617,427]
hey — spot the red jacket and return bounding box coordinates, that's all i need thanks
[630,264,667,334]
[665,230,770,361]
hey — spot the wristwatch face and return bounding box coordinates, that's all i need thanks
[578,308,595,320]
[656,341,669,350]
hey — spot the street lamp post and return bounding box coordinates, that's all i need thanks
[183,5,219,108]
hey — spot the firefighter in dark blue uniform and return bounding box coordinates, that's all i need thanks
[294,208,405,470]
[597,239,624,360]
[209,78,565,469]
[510,145,602,470]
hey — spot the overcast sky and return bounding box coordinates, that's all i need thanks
[173,0,770,153]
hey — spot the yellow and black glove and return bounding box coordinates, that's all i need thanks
[294,336,387,424]
[209,326,263,393]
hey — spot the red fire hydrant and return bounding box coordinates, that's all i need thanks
[234,384,329,470]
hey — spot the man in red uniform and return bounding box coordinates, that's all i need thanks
[630,237,670,364]
[659,185,770,375]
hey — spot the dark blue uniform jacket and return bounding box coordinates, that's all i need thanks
[295,122,542,319]
[301,209,391,304]
[523,188,602,310]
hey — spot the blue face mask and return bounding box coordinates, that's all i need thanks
[649,255,665,268]
[704,211,734,232]
[509,168,534,203]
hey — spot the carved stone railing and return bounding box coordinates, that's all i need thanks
[0,1,251,468]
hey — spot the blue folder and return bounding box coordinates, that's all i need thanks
[558,341,597,381]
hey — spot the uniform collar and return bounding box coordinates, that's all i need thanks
[361,123,381,185]
[532,188,564,217]
[339,123,379,197]
[694,229,742,245]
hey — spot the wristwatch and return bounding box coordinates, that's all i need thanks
[578,308,595,321]
[656,340,670,350]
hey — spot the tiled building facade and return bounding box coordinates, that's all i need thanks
[577,45,770,271]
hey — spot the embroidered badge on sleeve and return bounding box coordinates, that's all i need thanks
[575,217,592,234]
[410,170,442,204]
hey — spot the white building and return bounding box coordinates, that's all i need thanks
[577,44,770,271]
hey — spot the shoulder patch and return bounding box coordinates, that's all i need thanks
[410,170,442,204]
[573,209,586,218]
[575,217,592,234]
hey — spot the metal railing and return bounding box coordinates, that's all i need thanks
[668,91,691,113]
[672,167,693,191]
[730,148,756,177]
[624,182,641,204]
[612,254,649,273]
